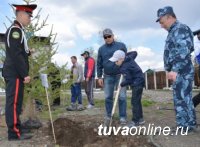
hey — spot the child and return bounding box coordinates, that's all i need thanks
[109,50,145,126]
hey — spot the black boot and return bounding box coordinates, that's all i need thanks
[21,119,42,129]
[8,134,32,141]
[192,92,200,107]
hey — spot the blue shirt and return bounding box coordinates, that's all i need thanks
[164,21,194,77]
[97,41,127,78]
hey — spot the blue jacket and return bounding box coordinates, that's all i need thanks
[97,41,127,78]
[120,51,145,87]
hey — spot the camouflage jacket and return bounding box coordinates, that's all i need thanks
[164,21,194,77]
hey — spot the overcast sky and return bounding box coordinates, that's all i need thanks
[0,0,200,71]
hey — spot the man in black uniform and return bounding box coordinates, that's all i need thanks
[2,4,37,141]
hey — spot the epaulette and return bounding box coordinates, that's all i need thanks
[7,26,23,48]
[7,25,29,53]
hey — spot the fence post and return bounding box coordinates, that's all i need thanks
[153,71,157,90]
[145,72,148,90]
[165,71,169,88]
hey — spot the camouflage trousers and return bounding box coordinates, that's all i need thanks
[172,74,196,130]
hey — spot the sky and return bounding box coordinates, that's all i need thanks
[0,0,200,71]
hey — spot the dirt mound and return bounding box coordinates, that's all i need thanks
[53,117,98,146]
[51,117,154,147]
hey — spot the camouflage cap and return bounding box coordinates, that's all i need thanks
[156,6,175,22]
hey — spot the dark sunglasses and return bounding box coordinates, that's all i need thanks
[104,35,112,39]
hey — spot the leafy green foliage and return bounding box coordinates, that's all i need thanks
[142,99,156,107]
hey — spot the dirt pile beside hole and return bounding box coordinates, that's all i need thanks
[52,118,98,146]
[50,117,154,147]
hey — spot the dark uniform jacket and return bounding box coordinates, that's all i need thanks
[2,20,30,79]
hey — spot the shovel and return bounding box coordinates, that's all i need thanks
[109,75,123,126]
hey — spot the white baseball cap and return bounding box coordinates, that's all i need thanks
[109,50,125,62]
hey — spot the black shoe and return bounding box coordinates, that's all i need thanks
[8,134,32,141]
[21,128,31,134]
[21,119,42,129]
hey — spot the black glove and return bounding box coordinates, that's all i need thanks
[120,82,126,87]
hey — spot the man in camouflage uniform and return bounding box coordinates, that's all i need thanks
[156,6,197,132]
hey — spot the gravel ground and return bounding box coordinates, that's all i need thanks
[91,89,199,103]
[0,89,200,147]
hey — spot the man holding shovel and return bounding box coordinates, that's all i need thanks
[97,28,127,126]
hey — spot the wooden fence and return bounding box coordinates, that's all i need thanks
[145,67,200,90]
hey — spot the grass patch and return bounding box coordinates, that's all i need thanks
[94,99,104,108]
[126,97,156,108]
[142,99,156,107]
[38,96,156,121]
[38,98,105,121]
[39,106,65,120]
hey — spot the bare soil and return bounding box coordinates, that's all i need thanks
[0,90,200,147]
[53,114,154,147]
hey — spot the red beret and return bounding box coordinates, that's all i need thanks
[13,4,37,16]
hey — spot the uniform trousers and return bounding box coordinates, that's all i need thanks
[5,77,24,139]
[172,74,196,130]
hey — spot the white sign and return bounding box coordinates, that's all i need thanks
[40,73,49,88]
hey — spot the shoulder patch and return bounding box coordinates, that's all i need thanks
[12,31,20,39]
